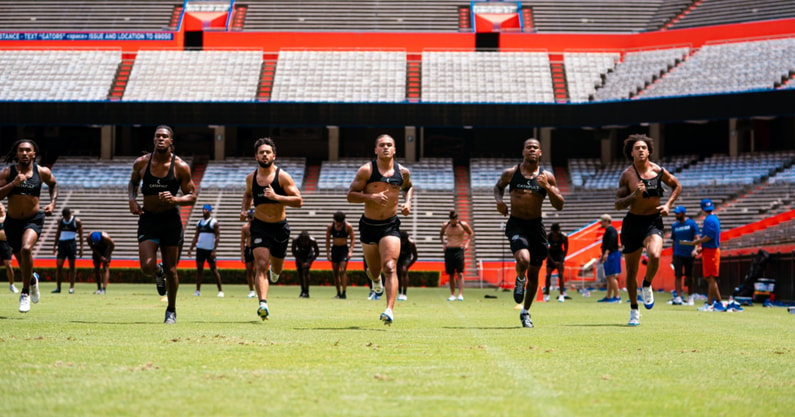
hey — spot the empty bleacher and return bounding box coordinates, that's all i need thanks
[669,0,795,30]
[200,157,306,191]
[527,0,665,33]
[592,47,690,102]
[122,50,263,102]
[422,51,555,103]
[270,50,406,103]
[641,37,795,99]
[563,52,620,103]
[0,50,120,101]
[241,0,463,32]
[0,0,177,31]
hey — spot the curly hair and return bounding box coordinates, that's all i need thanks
[254,137,276,154]
[4,139,39,164]
[622,134,654,160]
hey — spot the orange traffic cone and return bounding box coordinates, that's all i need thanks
[535,284,546,303]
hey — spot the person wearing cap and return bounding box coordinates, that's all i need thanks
[187,204,224,298]
[615,134,681,326]
[670,205,699,305]
[240,209,256,298]
[598,214,622,303]
[681,199,725,311]
[87,231,114,294]
[494,138,565,329]
[52,207,84,294]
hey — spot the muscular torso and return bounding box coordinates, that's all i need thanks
[619,163,664,216]
[137,153,183,213]
[251,168,287,223]
[443,222,468,248]
[5,164,44,219]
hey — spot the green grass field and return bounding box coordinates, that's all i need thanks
[1,283,793,417]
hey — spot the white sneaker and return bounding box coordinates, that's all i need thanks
[557,294,565,303]
[68,288,74,294]
[217,291,224,298]
[686,295,695,306]
[641,284,654,309]
[379,308,393,326]
[19,293,30,313]
[628,309,640,326]
[30,273,40,304]
[447,295,456,301]
[268,267,279,283]
[397,294,407,301]
[194,290,201,296]
[697,302,714,312]
[456,294,464,301]
[247,290,256,298]
[366,269,383,295]
[9,284,18,293]
[672,296,683,305]
[543,294,550,302]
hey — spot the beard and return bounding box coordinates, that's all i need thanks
[17,159,32,167]
[258,160,273,168]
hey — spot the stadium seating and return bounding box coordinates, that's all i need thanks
[421,51,555,103]
[122,50,263,102]
[0,50,120,101]
[668,0,795,30]
[270,50,406,103]
[563,52,620,103]
[592,47,690,102]
[200,157,306,190]
[0,0,176,31]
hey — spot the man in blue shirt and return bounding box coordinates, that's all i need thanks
[670,206,699,305]
[682,199,726,311]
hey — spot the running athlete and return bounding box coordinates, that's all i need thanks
[614,134,681,326]
[129,125,196,324]
[240,137,303,321]
[347,134,413,325]
[494,138,564,328]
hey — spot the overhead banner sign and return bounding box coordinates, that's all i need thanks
[471,1,522,33]
[0,32,175,41]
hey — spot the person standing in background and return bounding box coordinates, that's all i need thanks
[292,231,320,298]
[544,223,569,302]
[326,211,355,299]
[439,209,473,301]
[52,207,83,294]
[87,231,114,294]
[187,204,224,298]
[597,214,622,303]
[670,205,699,306]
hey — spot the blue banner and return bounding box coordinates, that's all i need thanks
[0,32,175,41]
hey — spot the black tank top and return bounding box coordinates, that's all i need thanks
[8,163,42,197]
[330,223,349,239]
[633,165,665,198]
[252,167,286,206]
[365,160,403,187]
[508,165,547,198]
[61,217,78,233]
[142,154,180,196]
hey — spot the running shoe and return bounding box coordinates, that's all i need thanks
[725,300,744,312]
[697,302,713,312]
[9,284,18,293]
[456,295,464,301]
[217,291,224,298]
[164,309,176,324]
[194,290,201,297]
[30,273,40,304]
[543,295,550,302]
[397,294,407,301]
[712,300,726,312]
[513,276,526,304]
[597,297,611,302]
[257,303,269,320]
[247,290,256,298]
[447,295,456,301]
[641,284,654,309]
[608,297,622,304]
[268,267,279,283]
[557,294,565,303]
[18,293,30,313]
[671,296,683,305]
[519,310,533,328]
[68,288,74,294]
[155,263,166,296]
[380,309,393,326]
[51,288,61,293]
[628,309,640,326]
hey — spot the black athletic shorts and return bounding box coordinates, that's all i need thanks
[672,255,694,279]
[359,215,400,245]
[250,218,291,259]
[331,245,349,263]
[0,240,12,261]
[5,211,45,254]
[57,239,77,261]
[444,247,465,275]
[196,248,217,268]
[504,216,549,267]
[244,246,254,263]
[137,208,184,247]
[621,212,663,254]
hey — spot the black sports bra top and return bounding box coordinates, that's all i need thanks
[142,154,180,196]
[508,165,547,197]
[8,163,42,198]
[365,160,403,187]
[252,167,286,205]
[633,165,665,198]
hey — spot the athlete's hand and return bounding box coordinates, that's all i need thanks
[158,191,175,205]
[129,200,143,216]
[537,172,549,189]
[371,191,389,206]
[263,185,278,202]
[400,202,411,216]
[43,203,54,216]
[635,181,646,196]
[496,201,508,216]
